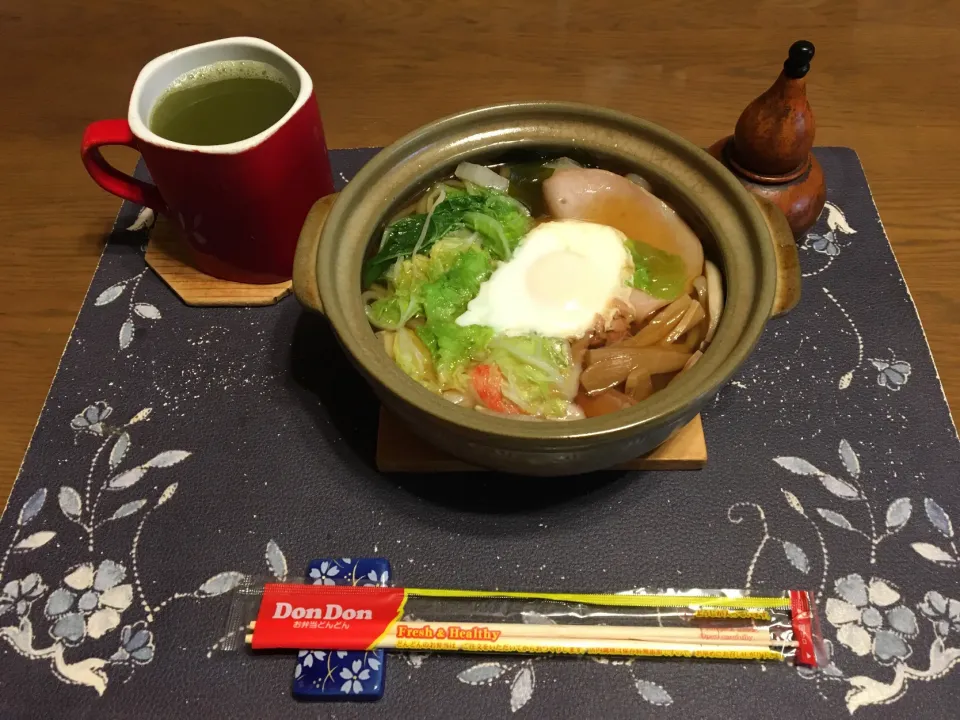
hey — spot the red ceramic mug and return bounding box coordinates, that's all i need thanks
[81,37,334,284]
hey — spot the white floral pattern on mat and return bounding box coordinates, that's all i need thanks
[455,609,671,712]
[0,401,256,695]
[93,273,161,350]
[819,286,912,393]
[728,438,960,713]
[802,202,858,278]
[869,354,912,393]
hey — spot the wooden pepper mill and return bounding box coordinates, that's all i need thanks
[708,40,826,237]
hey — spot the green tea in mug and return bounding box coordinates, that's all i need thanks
[149,60,297,145]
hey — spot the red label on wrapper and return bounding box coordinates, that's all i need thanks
[790,590,817,667]
[252,584,406,650]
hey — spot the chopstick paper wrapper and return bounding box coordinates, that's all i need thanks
[223,582,823,666]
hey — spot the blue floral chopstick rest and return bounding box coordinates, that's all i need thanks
[292,558,390,700]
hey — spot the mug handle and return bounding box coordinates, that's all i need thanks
[81,119,167,213]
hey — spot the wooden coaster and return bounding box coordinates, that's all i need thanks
[376,407,706,472]
[144,214,291,306]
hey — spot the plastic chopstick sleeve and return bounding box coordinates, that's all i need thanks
[252,584,406,650]
[240,583,822,667]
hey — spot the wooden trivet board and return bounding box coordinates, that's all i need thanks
[144,215,291,306]
[376,407,707,472]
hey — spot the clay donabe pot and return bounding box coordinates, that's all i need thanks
[293,103,798,476]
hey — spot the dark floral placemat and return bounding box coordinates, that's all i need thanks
[1,148,958,719]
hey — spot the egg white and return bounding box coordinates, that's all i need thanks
[456,219,634,338]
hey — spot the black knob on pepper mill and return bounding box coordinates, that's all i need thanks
[784,40,815,78]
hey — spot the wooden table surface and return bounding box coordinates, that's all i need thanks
[1,1,958,509]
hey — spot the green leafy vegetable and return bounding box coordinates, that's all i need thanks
[363,215,427,289]
[625,239,687,300]
[365,235,480,331]
[474,190,535,254]
[363,183,531,287]
[416,322,493,387]
[462,211,512,262]
[367,237,497,387]
[392,328,438,391]
[413,191,487,254]
[365,253,430,330]
[426,229,478,271]
[415,247,494,384]
[365,176,575,414]
[421,247,493,322]
[489,335,574,418]
[365,293,420,331]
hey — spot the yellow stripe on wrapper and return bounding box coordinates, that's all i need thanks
[403,588,792,609]
[366,593,409,651]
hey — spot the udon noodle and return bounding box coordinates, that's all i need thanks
[362,157,723,420]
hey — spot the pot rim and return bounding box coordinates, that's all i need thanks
[317,102,775,444]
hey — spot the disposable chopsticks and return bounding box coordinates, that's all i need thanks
[245,620,796,650]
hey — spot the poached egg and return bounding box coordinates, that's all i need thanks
[456,219,633,338]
